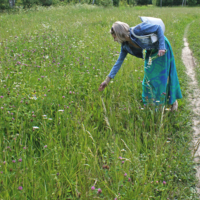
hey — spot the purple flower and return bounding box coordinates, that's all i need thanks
[119,156,122,160]
[0,96,3,98]
[91,186,95,190]
[18,186,23,190]
[3,161,6,164]
[163,181,166,185]
[69,91,72,94]
[97,188,102,194]
[128,177,131,182]
[62,96,65,98]
[124,173,127,177]
[23,147,26,149]
[19,158,22,162]
[12,160,16,163]
[121,161,124,164]
[1,107,3,109]
[44,145,47,148]
[44,94,46,96]
[0,171,3,174]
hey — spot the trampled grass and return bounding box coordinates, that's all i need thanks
[0,5,200,199]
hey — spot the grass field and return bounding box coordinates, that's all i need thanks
[0,5,200,199]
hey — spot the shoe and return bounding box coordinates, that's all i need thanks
[171,100,178,112]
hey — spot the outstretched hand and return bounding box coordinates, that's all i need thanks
[157,49,166,57]
[98,81,107,91]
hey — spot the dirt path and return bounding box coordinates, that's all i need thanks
[182,23,200,195]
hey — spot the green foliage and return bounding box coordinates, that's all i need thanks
[152,0,156,5]
[40,0,52,6]
[0,0,10,9]
[128,0,136,6]
[172,0,182,5]
[99,0,112,6]
[113,0,119,6]
[188,0,197,5]
[21,0,38,7]
[136,0,148,5]
[94,0,112,6]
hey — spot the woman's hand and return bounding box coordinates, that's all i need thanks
[158,49,166,57]
[98,81,107,91]
[99,77,111,91]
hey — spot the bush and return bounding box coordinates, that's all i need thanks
[188,0,197,5]
[22,0,39,8]
[113,0,119,6]
[0,0,10,9]
[128,0,136,6]
[136,0,148,5]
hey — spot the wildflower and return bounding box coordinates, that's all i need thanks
[33,126,39,129]
[0,96,3,98]
[62,96,65,98]
[69,91,72,94]
[97,188,102,194]
[18,186,23,190]
[0,171,3,174]
[44,145,47,148]
[23,147,26,149]
[121,161,124,164]
[12,160,16,163]
[1,107,3,109]
[91,186,95,190]
[163,181,166,185]
[128,177,131,182]
[19,158,22,162]
[38,78,40,81]
[119,156,122,160]
[124,173,127,177]
[44,94,46,96]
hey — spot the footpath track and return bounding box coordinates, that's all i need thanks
[182,22,200,196]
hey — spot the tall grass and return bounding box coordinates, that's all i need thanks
[0,5,199,199]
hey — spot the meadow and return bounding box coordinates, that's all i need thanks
[0,5,200,199]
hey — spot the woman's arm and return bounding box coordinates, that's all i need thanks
[98,47,127,91]
[108,47,128,79]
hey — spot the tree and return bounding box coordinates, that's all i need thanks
[113,0,119,6]
[0,0,10,9]
[172,0,182,5]
[188,0,197,5]
[136,0,148,5]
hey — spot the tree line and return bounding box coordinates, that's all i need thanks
[0,0,199,11]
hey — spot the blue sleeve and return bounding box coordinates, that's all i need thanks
[134,23,166,50]
[108,47,128,79]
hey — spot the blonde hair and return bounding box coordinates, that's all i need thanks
[110,21,130,43]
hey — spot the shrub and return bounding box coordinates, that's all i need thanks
[188,0,197,5]
[0,0,10,9]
